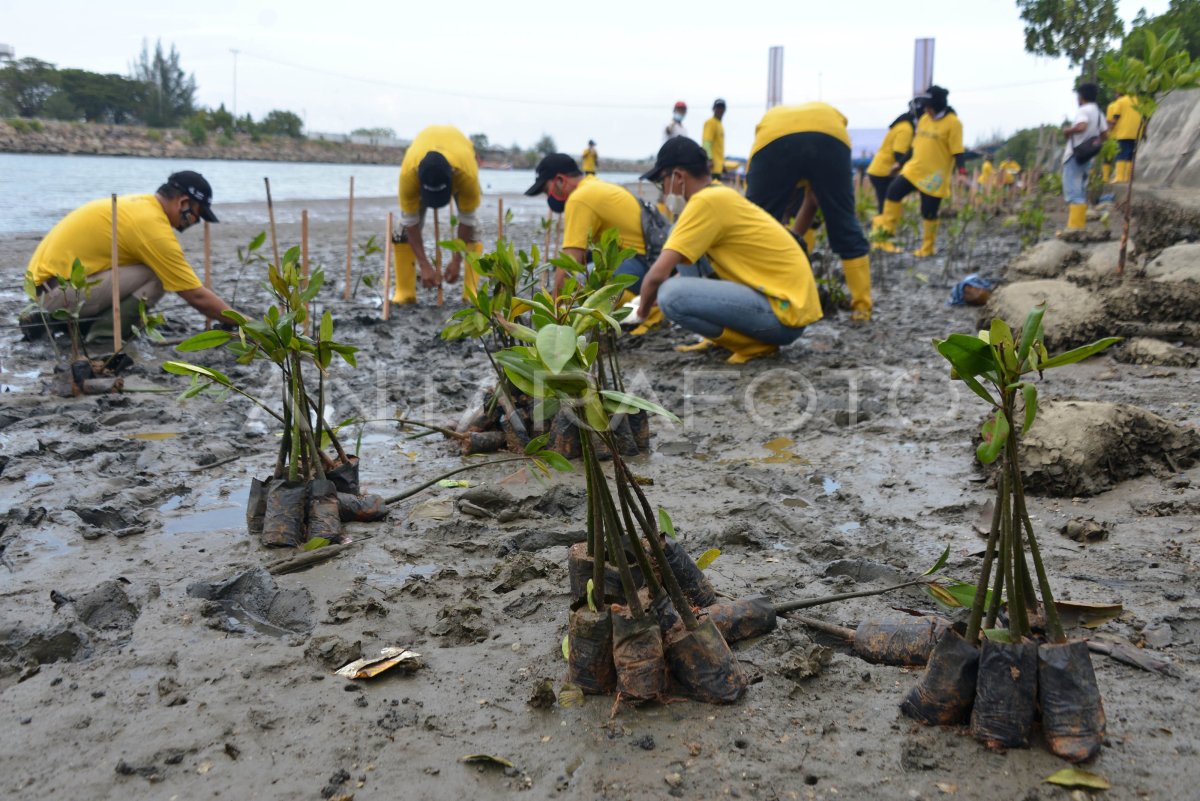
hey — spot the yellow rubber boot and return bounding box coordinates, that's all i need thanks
[871,200,904,253]
[462,241,484,302]
[1067,203,1088,231]
[842,255,873,322]
[912,220,939,257]
[1113,160,1130,184]
[803,229,816,254]
[713,328,779,364]
[1101,162,1113,183]
[675,339,718,353]
[391,240,417,304]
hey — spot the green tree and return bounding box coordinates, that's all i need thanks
[58,69,142,123]
[1016,0,1124,79]
[350,126,395,138]
[41,91,80,121]
[534,133,556,157]
[1125,0,1200,59]
[129,38,196,126]
[259,109,304,138]
[0,57,60,117]
[469,132,490,151]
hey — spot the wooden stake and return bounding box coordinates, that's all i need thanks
[433,207,444,306]
[344,176,355,300]
[553,213,562,259]
[383,212,393,320]
[497,198,504,245]
[110,194,122,351]
[203,220,212,288]
[301,209,310,333]
[264,177,280,267]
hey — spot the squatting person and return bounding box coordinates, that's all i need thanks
[745,101,874,322]
[24,170,235,335]
[393,124,483,304]
[636,137,823,364]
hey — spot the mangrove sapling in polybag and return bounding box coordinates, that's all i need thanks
[704,595,777,644]
[851,614,950,666]
[901,304,1118,755]
[899,628,981,725]
[611,606,669,702]
[567,591,617,695]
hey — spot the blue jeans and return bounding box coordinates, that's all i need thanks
[657,277,807,345]
[616,255,713,292]
[1061,156,1092,205]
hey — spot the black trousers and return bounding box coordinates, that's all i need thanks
[885,175,941,221]
[746,131,869,260]
[869,174,892,213]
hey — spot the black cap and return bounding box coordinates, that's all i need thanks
[713,98,726,108]
[525,153,581,195]
[167,170,218,222]
[640,137,708,182]
[417,152,453,208]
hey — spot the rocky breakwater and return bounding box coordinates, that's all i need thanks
[0,119,403,165]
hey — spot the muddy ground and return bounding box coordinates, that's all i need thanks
[0,192,1197,801]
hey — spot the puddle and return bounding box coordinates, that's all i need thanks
[367,563,438,587]
[0,369,42,393]
[24,472,53,487]
[772,542,789,551]
[837,521,861,533]
[760,437,807,464]
[823,477,841,495]
[126,431,180,441]
[164,505,244,535]
[158,495,184,513]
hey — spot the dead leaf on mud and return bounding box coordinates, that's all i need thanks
[461,754,514,769]
[528,678,556,709]
[1044,767,1111,790]
[558,682,584,708]
[409,499,453,520]
[335,647,422,679]
[1056,600,1123,629]
[1061,518,1108,543]
[781,642,833,683]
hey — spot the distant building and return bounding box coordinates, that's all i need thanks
[0,44,15,61]
[309,131,410,149]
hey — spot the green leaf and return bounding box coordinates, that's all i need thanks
[536,324,579,374]
[537,451,574,473]
[982,628,1013,643]
[583,391,609,431]
[925,580,984,609]
[1021,383,1038,435]
[599,390,679,422]
[524,432,551,454]
[319,310,333,342]
[586,579,597,612]
[658,507,676,539]
[300,537,331,551]
[976,412,1009,465]
[561,634,570,660]
[1044,768,1110,790]
[581,282,627,312]
[922,545,950,576]
[436,479,472,488]
[249,231,267,251]
[1038,337,1123,370]
[695,548,721,570]
[935,334,997,378]
[162,361,233,387]
[1016,303,1045,368]
[175,329,233,352]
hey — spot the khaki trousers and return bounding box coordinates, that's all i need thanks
[39,264,165,319]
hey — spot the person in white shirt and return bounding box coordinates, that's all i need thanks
[664,101,688,142]
[1060,82,1108,232]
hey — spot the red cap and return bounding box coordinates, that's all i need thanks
[674,101,687,111]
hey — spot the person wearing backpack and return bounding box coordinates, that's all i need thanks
[525,153,667,334]
[1059,82,1108,233]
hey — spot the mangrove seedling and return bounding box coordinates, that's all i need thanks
[352,234,385,300]
[230,231,268,307]
[903,304,1119,761]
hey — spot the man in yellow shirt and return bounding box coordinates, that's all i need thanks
[872,85,965,258]
[637,137,822,364]
[977,157,996,189]
[25,171,234,334]
[998,158,1020,186]
[394,125,483,304]
[703,99,726,180]
[1106,94,1143,183]
[581,140,598,176]
[866,100,921,213]
[745,101,874,321]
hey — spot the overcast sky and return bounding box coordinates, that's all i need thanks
[5,0,1169,160]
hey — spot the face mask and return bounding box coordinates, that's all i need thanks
[175,205,197,232]
[547,195,566,214]
[672,111,685,122]
[663,173,686,215]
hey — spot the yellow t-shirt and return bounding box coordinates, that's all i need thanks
[977,160,995,187]
[562,176,645,254]
[581,146,598,173]
[998,159,1020,185]
[702,116,725,173]
[900,111,964,199]
[1107,95,1143,141]
[866,118,915,178]
[398,125,481,218]
[662,185,822,328]
[750,102,852,158]
[26,194,201,292]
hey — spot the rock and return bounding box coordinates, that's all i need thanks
[982,279,1106,350]
[1020,401,1200,497]
[74,580,140,631]
[305,635,363,670]
[1073,241,1125,280]
[1061,518,1108,543]
[1008,240,1080,279]
[186,568,314,635]
[1144,243,1200,284]
[1114,338,1199,368]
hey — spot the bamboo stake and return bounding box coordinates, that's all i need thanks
[203,220,212,289]
[497,198,504,245]
[301,209,310,333]
[553,212,562,258]
[433,207,444,306]
[264,177,280,267]
[344,176,355,300]
[110,194,122,351]
[383,212,393,320]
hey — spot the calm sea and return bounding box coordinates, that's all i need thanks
[0,153,642,236]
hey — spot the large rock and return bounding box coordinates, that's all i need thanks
[1020,401,1200,497]
[1113,338,1199,368]
[982,279,1106,349]
[1144,243,1200,284]
[1008,240,1080,279]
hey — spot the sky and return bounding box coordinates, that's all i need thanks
[3,0,1170,160]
